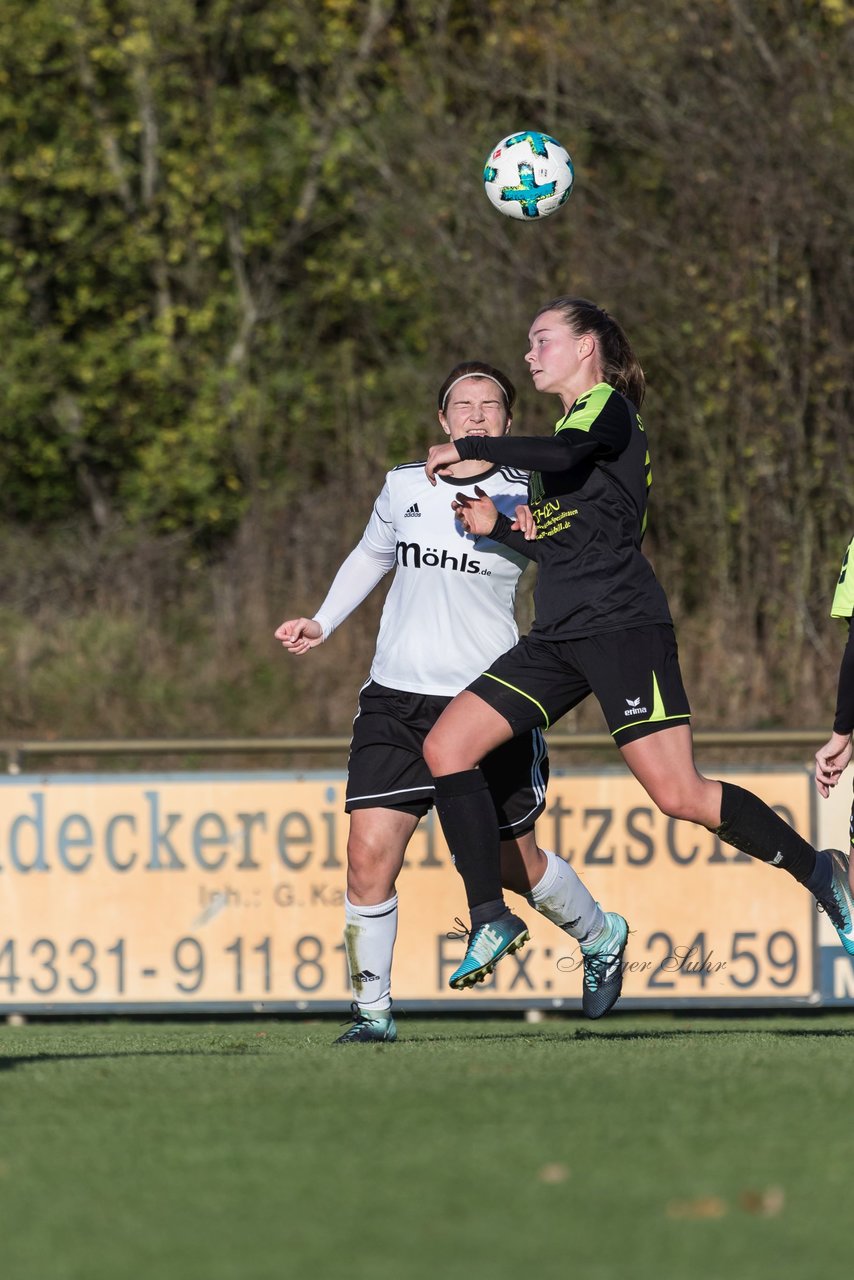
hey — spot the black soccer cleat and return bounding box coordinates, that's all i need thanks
[580,913,629,1019]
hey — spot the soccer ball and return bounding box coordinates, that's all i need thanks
[483,131,574,221]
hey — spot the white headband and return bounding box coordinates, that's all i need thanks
[441,373,509,413]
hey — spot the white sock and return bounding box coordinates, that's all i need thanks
[343,893,398,1013]
[528,849,605,945]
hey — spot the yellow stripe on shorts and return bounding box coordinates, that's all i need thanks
[482,672,550,730]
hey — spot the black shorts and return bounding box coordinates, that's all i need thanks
[345,680,549,837]
[468,624,691,746]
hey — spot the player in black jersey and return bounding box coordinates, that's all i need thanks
[276,360,628,1041]
[421,297,854,988]
[815,535,854,862]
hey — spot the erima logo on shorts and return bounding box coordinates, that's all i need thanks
[624,696,648,717]
[396,540,486,575]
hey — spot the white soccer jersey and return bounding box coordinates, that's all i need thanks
[314,462,532,696]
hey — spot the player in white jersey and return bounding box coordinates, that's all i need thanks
[276,361,627,1043]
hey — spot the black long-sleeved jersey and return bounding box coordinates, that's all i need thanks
[454,382,672,640]
[833,619,854,735]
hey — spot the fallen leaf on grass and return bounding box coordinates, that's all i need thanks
[739,1187,785,1217]
[538,1163,570,1184]
[666,1196,727,1220]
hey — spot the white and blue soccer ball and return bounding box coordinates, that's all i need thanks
[483,131,574,220]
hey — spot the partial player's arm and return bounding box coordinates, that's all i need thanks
[426,393,632,483]
[816,542,854,795]
[425,433,598,483]
[833,617,854,738]
[513,503,537,541]
[451,487,538,540]
[451,486,540,562]
[453,427,610,472]
[485,511,539,561]
[275,616,325,654]
[275,484,397,655]
[815,618,854,796]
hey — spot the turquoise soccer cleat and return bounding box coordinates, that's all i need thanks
[448,912,530,990]
[814,849,854,956]
[580,911,629,1019]
[332,1004,397,1045]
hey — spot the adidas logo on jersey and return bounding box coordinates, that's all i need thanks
[404,503,421,518]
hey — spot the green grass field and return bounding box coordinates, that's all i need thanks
[1,1013,852,1280]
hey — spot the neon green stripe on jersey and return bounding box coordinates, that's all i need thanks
[554,382,614,435]
[641,447,652,537]
[831,536,854,619]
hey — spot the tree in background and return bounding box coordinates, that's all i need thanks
[0,0,850,736]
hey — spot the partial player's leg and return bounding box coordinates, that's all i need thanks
[618,723,722,827]
[486,726,629,1016]
[502,830,629,1017]
[617,719,854,956]
[579,623,854,953]
[334,806,417,1044]
[622,725,854,952]
[424,639,590,987]
[335,680,438,1044]
[423,691,530,988]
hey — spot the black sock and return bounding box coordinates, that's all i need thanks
[804,850,833,898]
[471,899,512,929]
[715,781,817,885]
[432,768,505,913]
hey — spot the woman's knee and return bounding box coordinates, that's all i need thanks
[423,723,474,774]
[651,780,714,825]
[422,724,447,774]
[346,831,396,899]
[424,693,508,775]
